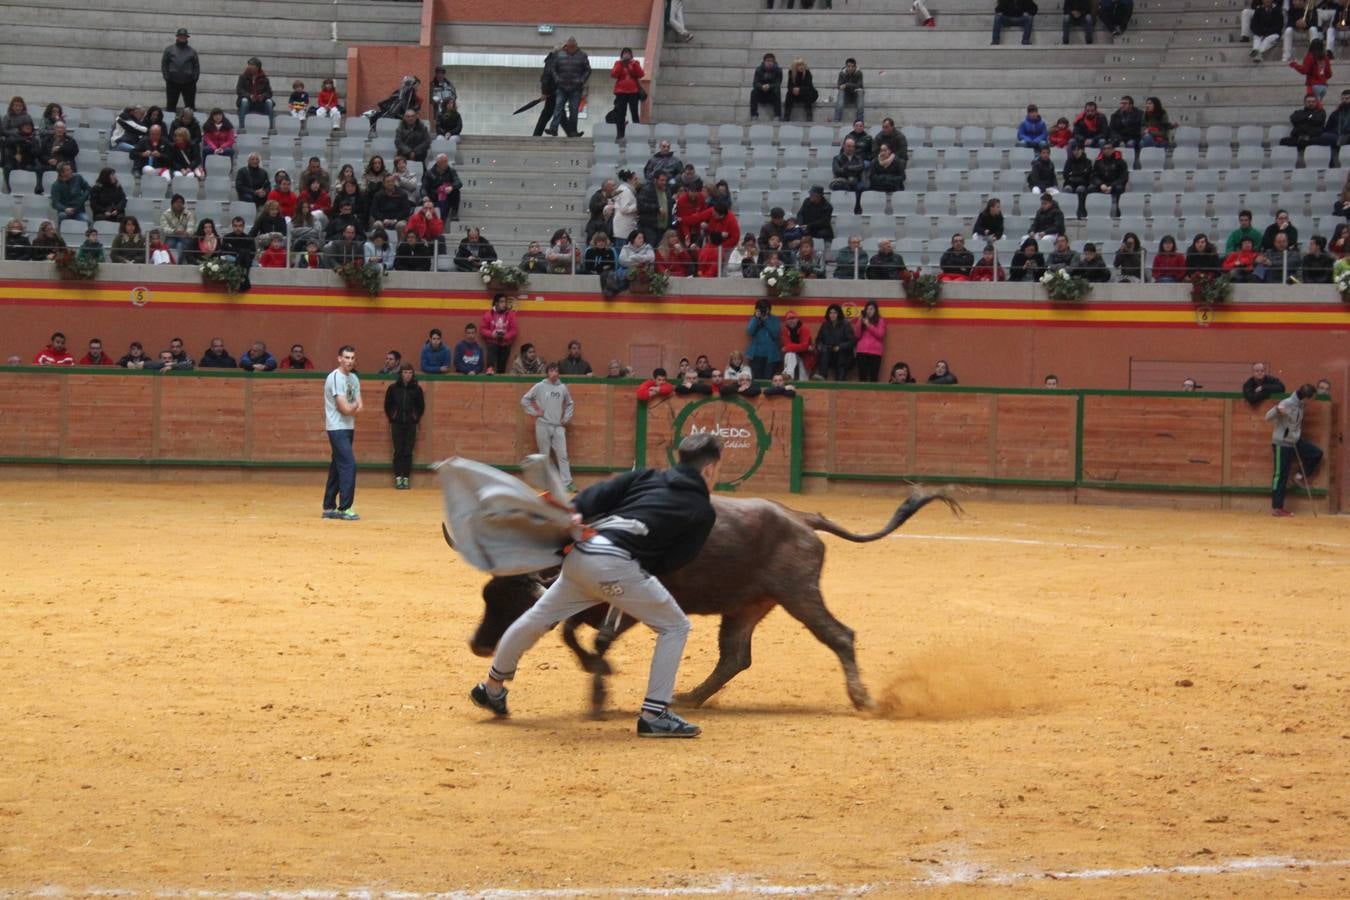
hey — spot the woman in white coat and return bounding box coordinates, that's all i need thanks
[610,169,640,253]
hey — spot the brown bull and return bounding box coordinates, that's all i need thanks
[461,492,959,712]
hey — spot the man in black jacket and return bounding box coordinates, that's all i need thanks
[369,174,414,233]
[1089,142,1129,216]
[636,171,673,246]
[993,0,1039,44]
[199,337,237,369]
[161,28,200,112]
[1249,0,1285,61]
[1242,361,1285,406]
[394,110,432,162]
[939,234,974,277]
[797,186,835,245]
[1107,95,1143,161]
[471,433,722,738]
[235,153,270,206]
[1062,0,1095,43]
[1280,95,1328,159]
[750,53,783,121]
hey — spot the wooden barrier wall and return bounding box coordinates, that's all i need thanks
[0,370,1333,510]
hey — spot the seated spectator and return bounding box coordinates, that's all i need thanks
[1241,361,1285,405]
[4,217,30,261]
[430,67,457,108]
[33,332,74,365]
[763,232,794,267]
[675,369,713,395]
[147,228,173,264]
[583,230,617,274]
[729,234,761,278]
[619,230,656,272]
[1222,236,1265,282]
[422,153,462,222]
[834,234,868,279]
[200,337,237,368]
[1075,242,1111,282]
[453,323,485,374]
[117,341,151,369]
[1151,235,1187,282]
[1047,116,1073,148]
[30,219,66,260]
[938,233,974,280]
[512,343,548,376]
[235,153,270,206]
[840,118,875,159]
[874,116,908,163]
[110,106,147,154]
[1187,233,1222,277]
[394,110,431,163]
[687,199,740,258]
[1072,102,1105,147]
[325,224,365,269]
[758,206,788,249]
[49,163,91,225]
[1010,237,1046,281]
[1261,209,1300,250]
[869,145,906,194]
[1017,104,1049,146]
[239,341,276,372]
[993,0,1039,45]
[202,109,236,164]
[969,243,1007,281]
[420,328,451,374]
[783,58,818,122]
[405,199,444,244]
[866,238,906,279]
[1062,142,1094,219]
[251,200,286,243]
[1142,96,1174,147]
[833,58,864,123]
[729,370,761,398]
[637,368,675,401]
[3,120,42,193]
[1100,0,1133,35]
[1108,95,1144,163]
[1225,210,1263,253]
[39,121,78,176]
[1250,0,1285,62]
[266,172,298,219]
[363,155,389,194]
[520,240,549,274]
[279,344,314,370]
[1027,144,1059,194]
[972,198,1005,242]
[1063,0,1095,44]
[888,361,917,384]
[109,216,144,263]
[546,229,579,274]
[181,218,218,265]
[1302,235,1334,282]
[89,168,127,223]
[170,107,201,145]
[364,228,396,271]
[167,127,204,179]
[779,310,814,380]
[235,57,275,133]
[781,216,805,255]
[1027,193,1066,244]
[1290,39,1332,103]
[1113,232,1143,281]
[830,137,868,215]
[1281,94,1328,158]
[928,359,959,384]
[454,226,497,272]
[394,229,433,271]
[369,174,414,234]
[435,97,463,145]
[1047,234,1078,270]
[749,53,783,121]
[655,230,694,276]
[300,176,332,225]
[645,140,683,187]
[795,236,826,278]
[257,233,288,268]
[76,337,113,367]
[1263,232,1301,283]
[798,185,836,243]
[160,193,194,261]
[332,182,368,227]
[1089,141,1128,216]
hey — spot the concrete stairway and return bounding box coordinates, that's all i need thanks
[0,0,421,114]
[654,0,1308,129]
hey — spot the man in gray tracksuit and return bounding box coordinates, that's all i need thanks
[521,363,575,491]
[1266,383,1322,516]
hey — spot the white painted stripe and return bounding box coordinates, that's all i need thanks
[9,856,1350,898]
[889,533,1123,549]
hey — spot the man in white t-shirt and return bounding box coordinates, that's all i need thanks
[323,345,364,520]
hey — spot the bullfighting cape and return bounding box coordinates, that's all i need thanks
[434,455,581,575]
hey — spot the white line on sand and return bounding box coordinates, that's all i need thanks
[889,533,1123,550]
[11,856,1350,898]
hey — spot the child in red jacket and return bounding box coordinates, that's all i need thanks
[1290,39,1333,102]
[637,367,675,401]
[1047,117,1073,148]
[258,234,288,268]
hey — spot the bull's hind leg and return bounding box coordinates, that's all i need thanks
[675,600,776,707]
[780,591,873,710]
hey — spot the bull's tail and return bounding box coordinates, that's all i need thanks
[802,489,963,543]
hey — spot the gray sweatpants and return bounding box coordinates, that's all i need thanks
[535,420,572,483]
[488,536,691,705]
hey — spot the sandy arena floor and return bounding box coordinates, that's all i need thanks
[0,480,1347,898]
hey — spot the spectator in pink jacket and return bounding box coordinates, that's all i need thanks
[853,300,886,382]
[480,293,519,374]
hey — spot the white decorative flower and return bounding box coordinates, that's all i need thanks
[767,277,778,287]
[482,274,491,283]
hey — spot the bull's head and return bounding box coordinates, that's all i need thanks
[469,573,553,657]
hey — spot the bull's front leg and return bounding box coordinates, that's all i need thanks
[780,592,874,710]
[675,601,775,707]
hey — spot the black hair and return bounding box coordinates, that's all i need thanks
[653,367,668,378]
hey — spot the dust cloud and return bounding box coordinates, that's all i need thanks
[873,641,1061,720]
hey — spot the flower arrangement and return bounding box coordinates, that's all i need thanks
[336,260,384,297]
[1039,267,1092,301]
[759,264,803,298]
[627,264,670,296]
[199,257,248,293]
[900,269,942,308]
[480,260,529,291]
[53,248,99,280]
[1188,272,1233,307]
[1336,269,1350,301]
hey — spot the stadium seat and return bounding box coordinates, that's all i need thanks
[716,123,743,146]
[1235,125,1266,147]
[778,124,805,146]
[908,146,939,168]
[991,126,1018,145]
[653,123,681,143]
[684,124,711,144]
[744,167,775,190]
[930,126,957,146]
[719,145,749,170]
[966,171,995,194]
[959,126,987,147]
[1138,147,1166,170]
[1268,146,1299,170]
[807,125,835,146]
[274,117,302,137]
[901,125,925,148]
[973,148,1004,170]
[747,124,775,145]
[6,170,37,195]
[934,169,962,192]
[782,145,810,167]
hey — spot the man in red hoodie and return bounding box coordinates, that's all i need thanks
[34,331,75,366]
[78,337,115,366]
[637,367,675,401]
[780,310,815,381]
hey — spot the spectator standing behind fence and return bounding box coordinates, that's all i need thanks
[322,345,363,521]
[745,299,782,380]
[750,53,783,121]
[993,0,1038,45]
[546,37,590,138]
[454,323,485,374]
[814,303,855,380]
[385,362,425,490]
[162,28,200,112]
[853,301,886,383]
[521,364,576,492]
[481,294,518,375]
[610,49,644,141]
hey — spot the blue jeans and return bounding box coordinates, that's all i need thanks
[549,87,583,135]
[325,428,356,511]
[993,13,1035,43]
[238,98,275,129]
[1063,13,1094,42]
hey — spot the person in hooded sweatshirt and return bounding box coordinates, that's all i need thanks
[1016,104,1049,148]
[384,362,426,490]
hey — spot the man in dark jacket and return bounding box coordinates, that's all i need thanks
[1074,242,1111,282]
[938,234,974,277]
[993,0,1039,44]
[644,140,683,189]
[830,137,868,215]
[1242,361,1286,406]
[545,37,591,138]
[1062,0,1095,43]
[369,174,414,233]
[840,119,874,160]
[470,433,722,739]
[161,28,200,112]
[1072,101,1105,146]
[834,58,864,122]
[1281,95,1328,155]
[384,363,426,490]
[797,186,835,245]
[750,53,783,121]
[872,117,907,164]
[235,57,274,134]
[422,153,463,222]
[39,122,79,175]
[1316,89,1350,165]
[394,110,432,162]
[1089,142,1129,215]
[1249,0,1285,61]
[199,337,237,369]
[221,217,255,274]
[636,171,674,246]
[235,152,270,205]
[1107,95,1143,157]
[866,238,906,279]
[532,51,558,137]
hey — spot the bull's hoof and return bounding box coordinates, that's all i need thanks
[589,673,608,718]
[581,657,613,676]
[672,691,707,708]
